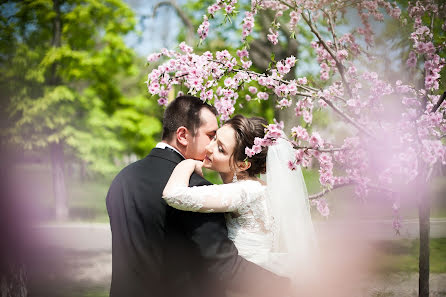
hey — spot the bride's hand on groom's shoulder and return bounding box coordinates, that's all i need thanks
[192,160,204,177]
[178,159,204,177]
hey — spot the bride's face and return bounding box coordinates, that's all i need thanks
[203,124,237,174]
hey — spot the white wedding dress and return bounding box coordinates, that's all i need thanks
[164,179,291,277]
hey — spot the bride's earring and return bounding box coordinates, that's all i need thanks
[232,172,238,183]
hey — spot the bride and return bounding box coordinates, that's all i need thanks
[163,114,317,286]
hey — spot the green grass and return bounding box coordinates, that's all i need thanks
[372,238,446,274]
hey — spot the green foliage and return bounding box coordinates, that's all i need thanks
[1,0,161,175]
[112,94,163,157]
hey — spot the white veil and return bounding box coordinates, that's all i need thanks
[264,137,318,283]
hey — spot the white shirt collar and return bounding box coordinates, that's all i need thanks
[155,142,185,159]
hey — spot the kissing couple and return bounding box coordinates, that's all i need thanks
[106,95,317,297]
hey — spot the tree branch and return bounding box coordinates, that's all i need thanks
[301,11,353,99]
[309,182,351,200]
[320,96,374,137]
[293,146,346,152]
[323,9,339,53]
[151,0,195,44]
[175,58,373,137]
[431,91,445,113]
[309,181,396,200]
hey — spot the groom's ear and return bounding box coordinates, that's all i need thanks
[176,126,189,146]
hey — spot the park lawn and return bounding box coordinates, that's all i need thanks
[372,238,446,274]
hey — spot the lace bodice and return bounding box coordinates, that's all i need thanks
[163,180,276,269]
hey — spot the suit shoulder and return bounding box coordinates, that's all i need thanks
[189,173,212,187]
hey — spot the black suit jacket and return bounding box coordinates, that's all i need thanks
[106,148,290,297]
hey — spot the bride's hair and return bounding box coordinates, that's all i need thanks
[224,115,268,176]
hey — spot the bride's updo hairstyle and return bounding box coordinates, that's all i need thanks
[224,115,268,177]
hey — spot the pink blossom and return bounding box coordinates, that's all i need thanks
[312,199,330,217]
[291,126,309,141]
[158,97,168,106]
[336,49,348,61]
[225,4,235,14]
[309,132,324,148]
[241,60,252,69]
[288,10,301,30]
[252,144,262,154]
[407,51,417,67]
[288,161,297,171]
[287,80,297,95]
[285,56,297,67]
[197,16,210,40]
[277,98,292,109]
[147,53,162,62]
[224,77,236,88]
[276,61,291,75]
[237,49,249,58]
[245,147,255,158]
[297,77,307,85]
[248,86,257,94]
[303,110,313,124]
[264,120,284,140]
[257,92,269,100]
[207,4,221,15]
[267,28,279,45]
[179,42,193,54]
[242,11,254,40]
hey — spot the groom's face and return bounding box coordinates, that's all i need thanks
[185,108,218,160]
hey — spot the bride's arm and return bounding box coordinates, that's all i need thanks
[163,161,259,213]
[163,159,200,193]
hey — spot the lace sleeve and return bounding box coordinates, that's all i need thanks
[163,180,263,213]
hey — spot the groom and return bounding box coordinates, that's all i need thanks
[106,95,291,297]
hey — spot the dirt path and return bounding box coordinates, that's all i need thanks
[27,247,446,297]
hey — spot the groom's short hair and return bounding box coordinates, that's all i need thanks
[162,95,217,140]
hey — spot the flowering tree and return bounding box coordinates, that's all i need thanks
[146,1,445,295]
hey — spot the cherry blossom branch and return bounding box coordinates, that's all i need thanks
[293,146,347,152]
[168,57,372,137]
[301,11,353,99]
[431,91,445,113]
[209,59,316,93]
[220,62,367,133]
[309,182,353,200]
[323,9,340,53]
[309,181,396,200]
[319,96,375,138]
[279,136,347,152]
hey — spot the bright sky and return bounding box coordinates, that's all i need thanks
[124,0,184,57]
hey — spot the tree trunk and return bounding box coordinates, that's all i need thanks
[50,142,68,220]
[0,265,27,297]
[418,192,430,297]
[0,144,29,297]
[80,160,87,182]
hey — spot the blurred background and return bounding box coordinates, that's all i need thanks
[0,0,445,296]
